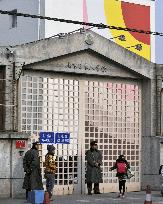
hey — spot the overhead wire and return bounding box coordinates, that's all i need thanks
[0,9,163,37]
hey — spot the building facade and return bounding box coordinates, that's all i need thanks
[1,0,163,63]
[0,47,29,198]
[0,30,162,197]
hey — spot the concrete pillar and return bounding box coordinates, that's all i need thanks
[0,132,29,198]
[4,63,14,131]
[156,74,162,136]
[141,136,160,190]
[13,62,24,131]
[141,70,160,190]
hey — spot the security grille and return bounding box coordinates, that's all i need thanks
[84,81,141,192]
[20,74,79,194]
[20,73,141,194]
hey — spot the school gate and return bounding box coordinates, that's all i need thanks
[0,30,160,198]
[19,71,141,195]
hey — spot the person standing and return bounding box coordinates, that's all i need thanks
[159,164,163,176]
[43,145,57,199]
[22,141,43,200]
[109,155,130,198]
[159,164,163,196]
[85,141,102,195]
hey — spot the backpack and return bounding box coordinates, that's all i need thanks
[117,162,126,173]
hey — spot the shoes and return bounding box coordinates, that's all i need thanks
[94,192,102,194]
[117,193,122,198]
[50,197,54,201]
[47,191,52,199]
[122,194,125,198]
[88,191,92,195]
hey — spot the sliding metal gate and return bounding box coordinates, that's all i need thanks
[19,72,141,195]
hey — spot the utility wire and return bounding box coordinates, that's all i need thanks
[0,9,163,37]
[49,26,93,38]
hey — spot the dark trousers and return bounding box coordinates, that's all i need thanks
[46,174,55,197]
[119,180,126,194]
[26,189,31,200]
[87,183,100,193]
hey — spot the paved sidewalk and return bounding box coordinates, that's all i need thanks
[0,191,163,204]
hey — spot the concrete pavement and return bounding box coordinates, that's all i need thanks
[0,191,163,204]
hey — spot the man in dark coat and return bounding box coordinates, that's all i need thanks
[159,165,163,175]
[22,141,43,199]
[85,141,102,195]
[159,165,163,196]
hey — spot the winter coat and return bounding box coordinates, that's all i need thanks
[159,165,163,175]
[110,159,130,180]
[43,153,57,175]
[85,148,103,183]
[159,165,163,183]
[22,148,43,190]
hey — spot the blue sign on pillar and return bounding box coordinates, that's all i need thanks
[39,132,55,144]
[55,133,70,144]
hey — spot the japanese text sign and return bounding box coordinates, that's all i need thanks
[55,132,70,144]
[39,132,55,144]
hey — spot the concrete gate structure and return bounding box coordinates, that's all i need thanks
[0,30,162,197]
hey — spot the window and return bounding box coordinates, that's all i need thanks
[10,9,17,28]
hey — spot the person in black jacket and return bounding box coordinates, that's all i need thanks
[110,155,130,198]
[159,165,163,196]
[85,141,102,195]
[22,141,43,199]
[159,165,163,175]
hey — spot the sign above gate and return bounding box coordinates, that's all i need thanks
[65,62,107,73]
[29,53,139,79]
[39,132,70,144]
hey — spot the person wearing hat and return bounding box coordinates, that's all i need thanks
[22,141,43,200]
[85,141,103,195]
[43,145,57,199]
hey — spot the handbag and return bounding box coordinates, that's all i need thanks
[127,169,134,179]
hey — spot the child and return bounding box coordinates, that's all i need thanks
[109,155,130,198]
